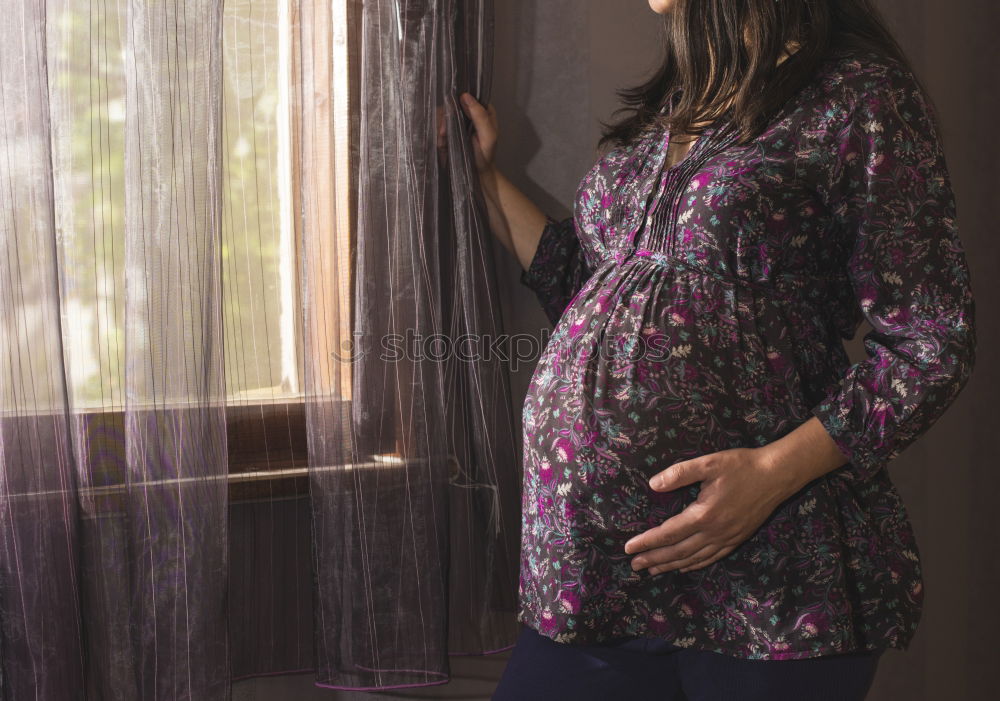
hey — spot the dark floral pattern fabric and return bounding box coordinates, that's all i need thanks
[517,48,976,659]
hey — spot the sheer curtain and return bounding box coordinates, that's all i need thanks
[307,0,519,689]
[0,0,519,697]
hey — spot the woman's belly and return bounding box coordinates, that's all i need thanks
[521,256,812,548]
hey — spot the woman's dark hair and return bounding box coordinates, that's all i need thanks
[599,0,925,150]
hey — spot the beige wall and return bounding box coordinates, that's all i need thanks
[493,1,666,415]
[494,2,1000,700]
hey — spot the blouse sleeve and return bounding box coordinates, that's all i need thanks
[806,63,977,484]
[519,214,595,326]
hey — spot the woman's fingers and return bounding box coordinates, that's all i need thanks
[459,92,497,172]
[630,532,710,571]
[623,500,706,555]
[435,104,449,168]
[648,543,724,575]
[437,105,446,145]
[676,545,734,574]
[434,92,498,173]
[460,92,490,129]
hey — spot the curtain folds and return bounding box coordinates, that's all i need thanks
[0,0,518,696]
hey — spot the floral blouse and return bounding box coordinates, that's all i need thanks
[516,46,977,659]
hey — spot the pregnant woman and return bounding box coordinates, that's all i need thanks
[459,1,976,699]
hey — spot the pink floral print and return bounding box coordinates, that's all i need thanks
[517,47,976,659]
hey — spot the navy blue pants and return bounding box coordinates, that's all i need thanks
[493,625,883,701]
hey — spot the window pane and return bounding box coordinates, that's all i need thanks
[49,2,127,412]
[222,0,302,404]
[40,0,302,411]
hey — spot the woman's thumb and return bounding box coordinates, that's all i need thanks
[460,92,488,127]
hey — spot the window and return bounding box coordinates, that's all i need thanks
[47,0,359,501]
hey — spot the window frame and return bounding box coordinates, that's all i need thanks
[226,0,361,500]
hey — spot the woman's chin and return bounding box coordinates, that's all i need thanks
[647,0,673,15]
